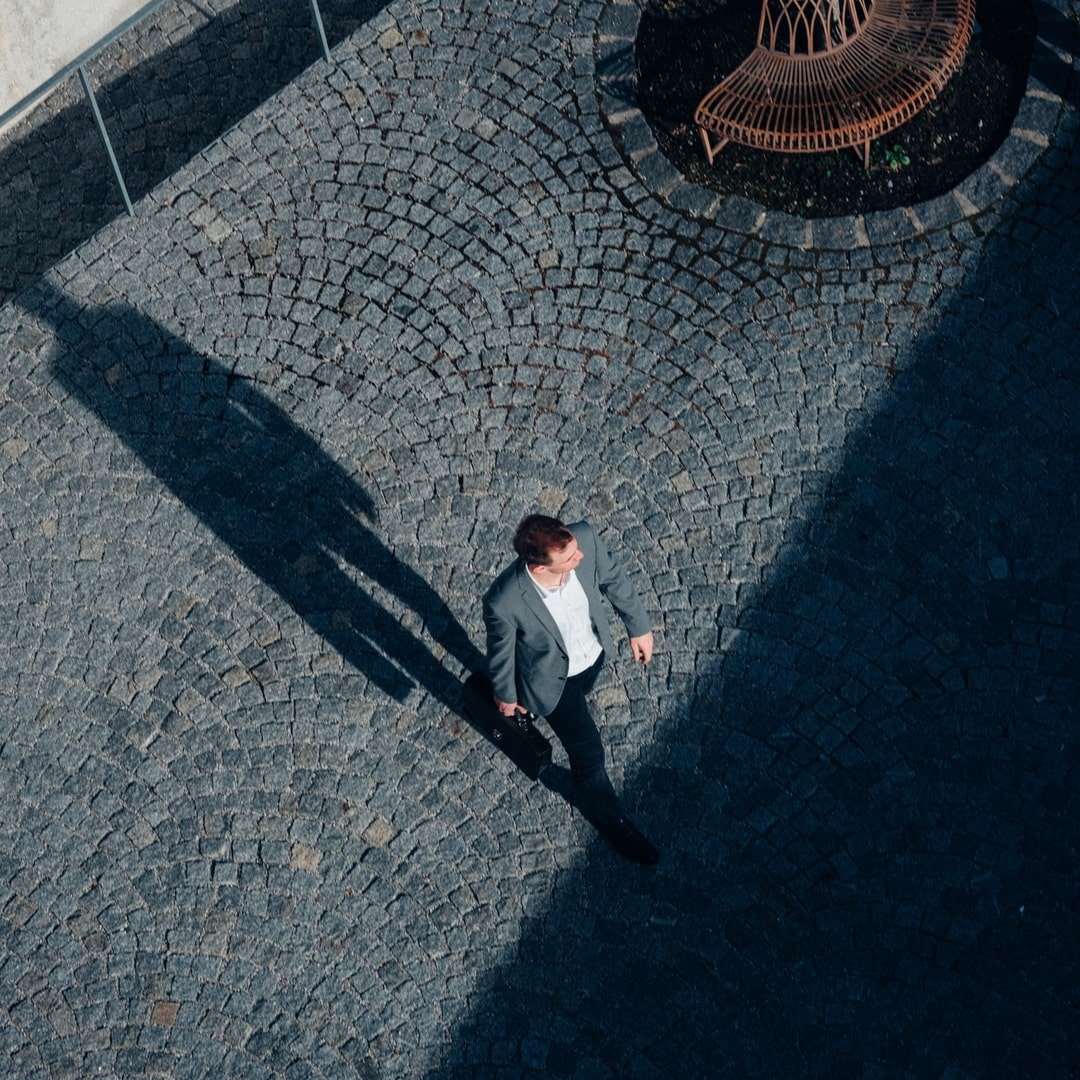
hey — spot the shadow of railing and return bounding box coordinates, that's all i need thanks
[0,0,388,307]
[428,28,1080,1080]
[32,280,483,713]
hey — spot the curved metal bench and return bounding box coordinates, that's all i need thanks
[694,0,975,170]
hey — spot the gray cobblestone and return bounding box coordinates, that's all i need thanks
[0,0,1077,1076]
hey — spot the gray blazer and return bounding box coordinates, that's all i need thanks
[482,521,651,716]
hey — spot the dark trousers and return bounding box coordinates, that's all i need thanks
[544,652,621,826]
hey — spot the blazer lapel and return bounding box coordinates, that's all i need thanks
[515,562,568,655]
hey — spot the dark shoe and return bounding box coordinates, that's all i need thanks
[603,815,659,865]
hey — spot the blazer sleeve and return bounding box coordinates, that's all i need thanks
[589,524,652,638]
[483,588,519,704]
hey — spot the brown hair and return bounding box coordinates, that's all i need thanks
[513,514,574,566]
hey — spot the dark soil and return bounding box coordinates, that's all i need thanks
[635,0,1036,216]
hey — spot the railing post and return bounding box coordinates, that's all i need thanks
[78,64,134,217]
[309,0,332,63]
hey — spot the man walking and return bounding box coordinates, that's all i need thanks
[483,514,659,864]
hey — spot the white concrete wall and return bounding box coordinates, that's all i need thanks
[0,0,161,124]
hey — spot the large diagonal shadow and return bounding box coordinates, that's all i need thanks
[432,30,1079,1080]
[0,0,388,306]
[33,281,483,712]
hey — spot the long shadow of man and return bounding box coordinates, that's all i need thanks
[34,282,483,712]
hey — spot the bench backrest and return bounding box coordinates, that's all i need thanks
[757,0,872,56]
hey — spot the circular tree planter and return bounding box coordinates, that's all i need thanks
[595,0,1077,249]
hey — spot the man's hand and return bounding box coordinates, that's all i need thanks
[495,697,526,717]
[629,631,654,665]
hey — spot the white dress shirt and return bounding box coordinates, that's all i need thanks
[527,567,603,676]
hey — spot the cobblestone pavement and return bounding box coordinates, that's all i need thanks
[1,0,1078,1076]
[0,0,386,306]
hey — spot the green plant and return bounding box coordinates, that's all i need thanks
[884,144,910,170]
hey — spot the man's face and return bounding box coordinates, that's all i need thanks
[543,538,583,573]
